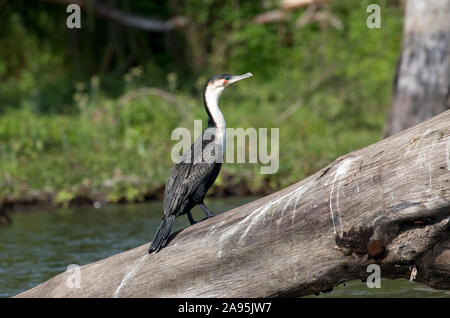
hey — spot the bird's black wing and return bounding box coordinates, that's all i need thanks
[162,133,219,217]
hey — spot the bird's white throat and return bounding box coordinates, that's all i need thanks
[204,85,226,155]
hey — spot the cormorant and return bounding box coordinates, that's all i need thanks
[149,73,253,253]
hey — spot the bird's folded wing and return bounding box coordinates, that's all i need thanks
[163,162,216,216]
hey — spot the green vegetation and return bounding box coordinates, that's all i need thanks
[0,0,403,206]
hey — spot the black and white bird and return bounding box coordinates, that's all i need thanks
[148,73,253,253]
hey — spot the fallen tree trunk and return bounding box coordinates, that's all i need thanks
[281,0,329,11]
[43,0,187,32]
[16,110,450,298]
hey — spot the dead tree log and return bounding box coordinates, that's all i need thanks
[43,0,187,32]
[281,0,329,11]
[16,110,450,298]
[383,0,450,138]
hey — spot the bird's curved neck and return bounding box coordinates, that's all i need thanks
[203,87,226,130]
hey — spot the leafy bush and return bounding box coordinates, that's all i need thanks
[0,0,403,205]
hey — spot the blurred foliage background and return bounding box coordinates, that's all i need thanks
[0,0,404,206]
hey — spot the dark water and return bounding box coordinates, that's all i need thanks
[0,197,448,298]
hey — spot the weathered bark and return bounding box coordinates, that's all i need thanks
[15,110,450,298]
[43,0,187,32]
[383,0,450,138]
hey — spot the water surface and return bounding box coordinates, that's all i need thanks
[0,197,448,298]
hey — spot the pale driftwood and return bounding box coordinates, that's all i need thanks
[252,0,341,30]
[281,0,328,11]
[253,10,289,25]
[383,0,450,138]
[15,110,450,298]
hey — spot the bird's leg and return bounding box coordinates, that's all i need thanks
[199,203,215,218]
[187,211,197,225]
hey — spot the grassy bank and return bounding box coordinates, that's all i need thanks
[0,1,403,207]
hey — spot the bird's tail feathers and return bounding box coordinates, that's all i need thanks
[148,214,176,254]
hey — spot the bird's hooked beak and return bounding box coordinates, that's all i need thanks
[227,72,253,86]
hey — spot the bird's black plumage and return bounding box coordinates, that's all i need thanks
[148,73,253,253]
